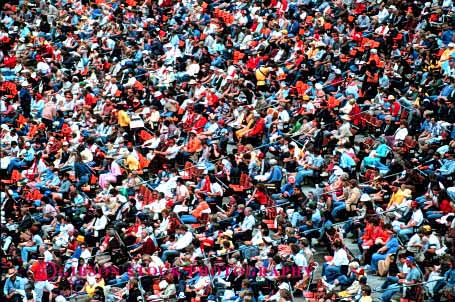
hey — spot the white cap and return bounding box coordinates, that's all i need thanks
[278,283,291,291]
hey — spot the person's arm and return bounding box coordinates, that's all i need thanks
[4,279,12,297]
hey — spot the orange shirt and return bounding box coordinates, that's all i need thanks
[187,137,202,153]
[30,261,48,281]
[192,201,209,219]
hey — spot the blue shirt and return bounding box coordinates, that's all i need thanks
[23,147,35,162]
[385,236,400,254]
[376,144,390,158]
[445,268,455,285]
[280,183,295,196]
[266,165,283,183]
[440,159,455,176]
[3,276,28,296]
[339,153,356,169]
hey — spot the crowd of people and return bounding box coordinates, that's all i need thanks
[2,0,455,302]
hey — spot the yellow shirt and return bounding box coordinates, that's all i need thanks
[118,110,131,127]
[255,67,270,86]
[126,155,139,171]
[387,189,405,209]
[86,280,105,297]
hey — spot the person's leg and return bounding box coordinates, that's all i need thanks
[426,211,444,219]
[370,253,386,272]
[382,276,399,289]
[161,250,180,262]
[295,169,313,186]
[180,215,198,224]
[21,246,36,263]
[76,175,89,188]
[7,158,24,175]
[331,202,346,219]
[398,228,414,242]
[324,265,341,283]
[34,281,45,302]
[381,284,401,302]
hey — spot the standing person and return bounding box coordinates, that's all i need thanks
[40,96,57,130]
[28,255,54,302]
[19,81,32,118]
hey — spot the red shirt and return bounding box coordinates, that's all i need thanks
[30,261,48,281]
[390,101,401,117]
[440,199,453,214]
[254,190,269,205]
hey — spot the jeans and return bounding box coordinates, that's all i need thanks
[21,245,37,263]
[381,283,402,302]
[291,212,304,227]
[180,214,198,224]
[322,263,341,283]
[381,276,399,289]
[160,244,180,262]
[370,252,387,272]
[76,175,89,188]
[34,280,54,302]
[426,211,444,219]
[295,169,313,185]
[331,201,345,219]
[7,158,25,175]
[398,227,414,242]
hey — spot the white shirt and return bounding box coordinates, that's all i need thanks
[407,234,422,253]
[37,61,51,74]
[293,252,308,267]
[425,233,441,250]
[410,209,424,227]
[186,63,200,77]
[210,182,223,196]
[165,144,181,160]
[93,215,108,236]
[394,127,408,141]
[241,214,256,231]
[173,231,194,250]
[332,248,349,266]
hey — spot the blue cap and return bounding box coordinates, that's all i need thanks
[406,256,415,262]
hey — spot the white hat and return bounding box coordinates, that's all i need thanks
[449,43,455,48]
[360,193,371,202]
[21,80,30,87]
[278,283,291,291]
[1,124,10,132]
[269,159,277,165]
[315,83,323,90]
